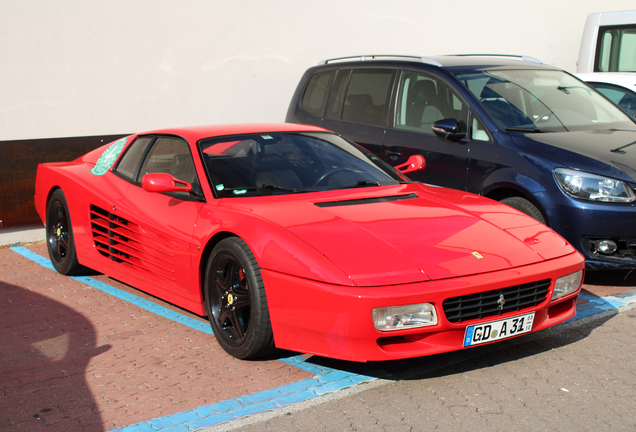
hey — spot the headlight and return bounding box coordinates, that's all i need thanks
[372,303,437,331]
[553,168,635,203]
[552,270,583,301]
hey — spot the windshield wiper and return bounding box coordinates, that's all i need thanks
[557,85,592,95]
[505,127,546,133]
[329,180,381,190]
[260,184,311,192]
[219,185,311,195]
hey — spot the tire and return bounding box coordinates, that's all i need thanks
[500,196,546,225]
[46,189,83,275]
[204,237,275,359]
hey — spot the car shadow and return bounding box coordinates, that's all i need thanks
[0,281,111,430]
[583,268,636,287]
[272,300,618,382]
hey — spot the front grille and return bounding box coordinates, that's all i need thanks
[442,279,551,323]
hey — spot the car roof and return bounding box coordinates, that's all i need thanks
[318,54,560,71]
[140,123,330,141]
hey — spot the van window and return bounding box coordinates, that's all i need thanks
[395,71,464,134]
[325,69,351,119]
[325,69,393,126]
[300,71,333,116]
[597,25,636,72]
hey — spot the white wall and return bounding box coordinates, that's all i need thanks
[1,0,634,141]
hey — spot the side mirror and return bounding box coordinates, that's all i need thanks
[395,154,426,174]
[432,118,466,142]
[142,173,192,193]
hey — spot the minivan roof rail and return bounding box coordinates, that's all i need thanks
[320,55,443,67]
[447,54,544,64]
[319,54,544,67]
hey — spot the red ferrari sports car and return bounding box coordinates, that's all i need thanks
[35,124,584,362]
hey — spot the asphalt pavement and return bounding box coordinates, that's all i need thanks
[1,241,635,432]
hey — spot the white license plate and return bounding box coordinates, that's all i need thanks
[463,312,535,347]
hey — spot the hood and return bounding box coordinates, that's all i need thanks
[511,129,636,183]
[225,184,574,286]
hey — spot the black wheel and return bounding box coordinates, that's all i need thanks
[46,189,82,275]
[204,237,275,359]
[500,196,546,225]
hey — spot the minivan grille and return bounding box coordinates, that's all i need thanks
[90,205,175,281]
[442,279,551,323]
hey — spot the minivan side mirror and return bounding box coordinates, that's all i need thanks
[395,154,426,174]
[432,118,467,142]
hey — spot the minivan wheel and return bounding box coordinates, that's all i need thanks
[500,197,546,225]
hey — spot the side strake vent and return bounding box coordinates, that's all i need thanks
[90,205,175,281]
[315,193,419,208]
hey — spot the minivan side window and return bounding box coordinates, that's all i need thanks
[326,69,351,119]
[300,71,333,116]
[395,71,464,134]
[471,116,490,142]
[325,69,393,127]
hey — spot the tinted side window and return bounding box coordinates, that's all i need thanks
[340,69,393,126]
[113,136,154,181]
[395,71,464,134]
[326,69,351,119]
[300,71,333,116]
[139,136,198,199]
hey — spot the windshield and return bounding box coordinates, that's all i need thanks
[455,70,635,132]
[198,132,404,197]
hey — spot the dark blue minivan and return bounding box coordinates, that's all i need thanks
[286,55,636,269]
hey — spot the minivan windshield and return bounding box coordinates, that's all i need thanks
[456,70,636,132]
[198,132,403,197]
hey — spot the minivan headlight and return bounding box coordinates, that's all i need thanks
[553,168,635,203]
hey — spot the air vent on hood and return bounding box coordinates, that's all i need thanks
[90,205,175,281]
[315,193,418,208]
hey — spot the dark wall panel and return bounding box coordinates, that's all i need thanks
[0,134,128,229]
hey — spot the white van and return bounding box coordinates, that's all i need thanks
[576,10,636,116]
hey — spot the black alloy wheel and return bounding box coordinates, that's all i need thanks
[46,189,82,275]
[204,237,275,359]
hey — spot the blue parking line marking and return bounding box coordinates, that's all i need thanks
[10,246,636,432]
[10,246,213,334]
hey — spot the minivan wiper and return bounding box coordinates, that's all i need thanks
[505,127,546,133]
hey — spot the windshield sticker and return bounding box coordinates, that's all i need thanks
[261,135,274,140]
[89,137,127,176]
[216,184,225,191]
[233,189,247,195]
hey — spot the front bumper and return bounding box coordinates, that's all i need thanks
[545,193,636,269]
[262,252,584,362]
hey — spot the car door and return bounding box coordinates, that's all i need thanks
[108,135,205,302]
[320,68,394,156]
[382,70,470,191]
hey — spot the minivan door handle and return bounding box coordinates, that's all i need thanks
[384,149,401,161]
